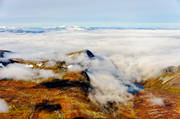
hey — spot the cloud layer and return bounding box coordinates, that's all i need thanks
[1,28,180,104]
[0,63,55,80]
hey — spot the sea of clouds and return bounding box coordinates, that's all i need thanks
[1,28,180,106]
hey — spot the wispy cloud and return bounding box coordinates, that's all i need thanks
[0,99,8,113]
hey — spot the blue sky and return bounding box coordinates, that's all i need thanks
[0,0,180,27]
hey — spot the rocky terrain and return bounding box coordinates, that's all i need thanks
[0,50,180,119]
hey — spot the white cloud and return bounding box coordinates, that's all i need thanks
[0,99,8,113]
[37,69,55,79]
[0,63,36,80]
[66,53,135,104]
[0,63,56,80]
[148,94,164,106]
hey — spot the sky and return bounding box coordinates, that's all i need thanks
[0,0,180,27]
